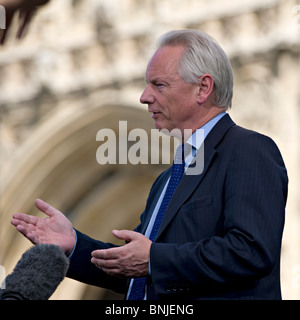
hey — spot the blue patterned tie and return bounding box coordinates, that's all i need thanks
[127,144,185,300]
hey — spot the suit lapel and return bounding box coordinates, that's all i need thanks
[155,114,236,241]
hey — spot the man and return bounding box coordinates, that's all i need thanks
[11,30,288,300]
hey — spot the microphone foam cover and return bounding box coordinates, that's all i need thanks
[2,244,69,300]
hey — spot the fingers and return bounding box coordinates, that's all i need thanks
[10,199,55,233]
[11,199,62,244]
[91,247,120,261]
[34,198,62,217]
[90,230,151,278]
[11,214,37,244]
[16,225,37,244]
[91,248,123,277]
[112,229,140,242]
[11,213,38,241]
[0,0,50,45]
[11,199,61,221]
[91,247,122,271]
[17,9,36,39]
[12,212,38,225]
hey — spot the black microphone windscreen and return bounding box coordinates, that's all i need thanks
[0,244,69,300]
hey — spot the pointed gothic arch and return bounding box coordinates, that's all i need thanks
[0,101,167,299]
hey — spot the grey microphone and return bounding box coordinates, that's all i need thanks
[0,244,69,300]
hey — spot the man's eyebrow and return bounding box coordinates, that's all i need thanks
[146,77,169,84]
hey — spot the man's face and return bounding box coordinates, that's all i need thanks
[140,45,200,134]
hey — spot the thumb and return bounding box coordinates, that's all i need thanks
[34,198,62,217]
[112,229,140,242]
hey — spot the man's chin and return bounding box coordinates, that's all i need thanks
[154,125,182,140]
[154,122,170,132]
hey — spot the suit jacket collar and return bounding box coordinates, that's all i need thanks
[155,113,236,241]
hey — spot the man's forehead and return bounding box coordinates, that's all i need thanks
[145,45,185,81]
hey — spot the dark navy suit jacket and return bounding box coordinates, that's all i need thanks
[67,114,288,299]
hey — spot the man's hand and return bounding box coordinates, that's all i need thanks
[91,230,152,279]
[0,0,49,10]
[11,199,76,256]
[0,0,50,44]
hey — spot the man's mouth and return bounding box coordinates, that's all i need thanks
[150,111,161,119]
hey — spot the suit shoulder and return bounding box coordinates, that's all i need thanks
[224,125,287,175]
[225,124,279,149]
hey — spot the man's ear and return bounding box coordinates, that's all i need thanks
[197,74,214,105]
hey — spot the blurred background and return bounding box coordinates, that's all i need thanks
[0,0,299,299]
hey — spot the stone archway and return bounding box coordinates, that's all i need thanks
[0,101,168,299]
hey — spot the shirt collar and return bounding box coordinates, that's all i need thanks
[184,112,226,166]
[186,112,226,151]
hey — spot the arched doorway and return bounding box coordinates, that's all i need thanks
[0,101,168,299]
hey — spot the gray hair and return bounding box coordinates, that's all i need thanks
[157,30,233,109]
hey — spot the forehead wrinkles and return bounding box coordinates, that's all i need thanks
[145,46,183,82]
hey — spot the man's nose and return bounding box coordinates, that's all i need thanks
[140,85,155,105]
